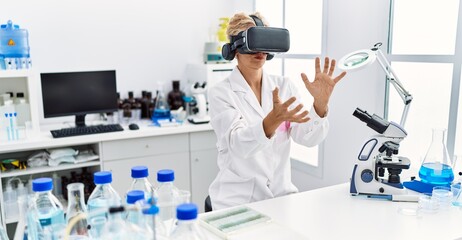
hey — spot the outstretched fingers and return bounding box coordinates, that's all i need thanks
[272,88,281,105]
[315,57,321,74]
[328,59,336,76]
[323,57,330,73]
[300,73,311,89]
[282,97,297,108]
[292,110,310,123]
[288,103,304,115]
[333,71,347,84]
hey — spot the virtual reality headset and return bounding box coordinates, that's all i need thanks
[222,15,290,61]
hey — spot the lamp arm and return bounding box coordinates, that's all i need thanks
[375,48,413,127]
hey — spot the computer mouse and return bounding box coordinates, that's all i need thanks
[128,123,139,130]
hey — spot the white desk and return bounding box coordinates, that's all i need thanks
[201,183,462,240]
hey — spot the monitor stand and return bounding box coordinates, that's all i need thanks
[75,114,87,127]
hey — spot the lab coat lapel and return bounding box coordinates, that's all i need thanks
[229,67,265,118]
[261,71,274,116]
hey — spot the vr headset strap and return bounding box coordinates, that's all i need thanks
[249,15,264,27]
[229,15,263,49]
[230,33,245,51]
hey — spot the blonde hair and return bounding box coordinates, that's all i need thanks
[226,12,269,40]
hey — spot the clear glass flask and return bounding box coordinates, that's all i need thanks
[66,183,89,236]
[152,89,171,124]
[418,128,454,186]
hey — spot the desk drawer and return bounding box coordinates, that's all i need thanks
[190,131,217,151]
[102,133,188,161]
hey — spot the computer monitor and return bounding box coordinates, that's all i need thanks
[40,70,118,127]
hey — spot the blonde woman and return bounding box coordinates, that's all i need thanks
[208,12,346,210]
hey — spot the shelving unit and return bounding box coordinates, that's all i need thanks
[0,69,41,140]
[0,120,217,239]
[0,141,102,237]
[1,160,100,178]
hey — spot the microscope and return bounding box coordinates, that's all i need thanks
[338,43,414,197]
[350,108,411,196]
[188,82,211,124]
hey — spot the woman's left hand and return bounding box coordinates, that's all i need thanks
[301,57,346,117]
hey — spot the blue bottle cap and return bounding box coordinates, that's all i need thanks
[157,169,174,182]
[131,166,149,178]
[32,178,53,192]
[142,205,159,215]
[182,96,193,103]
[176,203,198,220]
[126,190,145,204]
[94,171,112,184]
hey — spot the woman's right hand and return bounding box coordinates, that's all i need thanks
[263,87,310,138]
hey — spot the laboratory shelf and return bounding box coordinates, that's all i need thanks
[0,160,100,178]
[5,216,19,224]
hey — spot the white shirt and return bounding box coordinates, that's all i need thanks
[208,67,329,210]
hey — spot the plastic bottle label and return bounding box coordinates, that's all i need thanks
[39,217,52,226]
[39,209,65,227]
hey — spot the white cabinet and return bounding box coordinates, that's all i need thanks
[0,123,217,238]
[0,70,41,140]
[189,131,218,213]
[0,142,102,239]
[101,133,191,197]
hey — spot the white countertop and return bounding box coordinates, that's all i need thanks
[0,121,213,153]
[201,183,462,240]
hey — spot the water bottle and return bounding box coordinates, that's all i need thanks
[14,92,31,127]
[101,206,151,240]
[51,172,62,196]
[3,179,18,220]
[100,206,131,240]
[87,171,122,239]
[125,190,145,225]
[128,166,155,201]
[140,203,168,240]
[26,178,65,240]
[14,181,28,240]
[170,203,206,240]
[156,169,179,233]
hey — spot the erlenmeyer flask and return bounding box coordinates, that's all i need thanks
[418,128,454,186]
[66,183,89,236]
[152,89,171,123]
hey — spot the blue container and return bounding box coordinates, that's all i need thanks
[0,55,5,70]
[0,20,31,69]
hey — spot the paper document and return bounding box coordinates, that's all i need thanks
[200,206,281,239]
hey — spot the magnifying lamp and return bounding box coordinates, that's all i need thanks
[338,42,413,127]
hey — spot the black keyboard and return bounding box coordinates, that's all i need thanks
[50,124,124,138]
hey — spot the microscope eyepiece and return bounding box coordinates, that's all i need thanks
[353,108,390,134]
[353,108,371,123]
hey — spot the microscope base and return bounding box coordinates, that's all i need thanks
[350,164,408,196]
[188,116,211,124]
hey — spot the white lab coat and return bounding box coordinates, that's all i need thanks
[208,67,329,210]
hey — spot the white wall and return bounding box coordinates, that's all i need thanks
[0,0,252,99]
[0,0,253,124]
[2,0,390,191]
[292,0,390,191]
